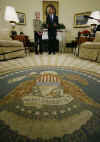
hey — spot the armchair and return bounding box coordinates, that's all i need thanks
[79,31,100,62]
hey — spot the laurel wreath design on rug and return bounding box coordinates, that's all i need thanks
[0,66,100,142]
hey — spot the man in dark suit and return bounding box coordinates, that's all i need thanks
[46,7,58,54]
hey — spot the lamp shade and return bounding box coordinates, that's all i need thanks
[4,6,19,23]
[87,11,100,25]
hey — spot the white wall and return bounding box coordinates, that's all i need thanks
[0,0,100,40]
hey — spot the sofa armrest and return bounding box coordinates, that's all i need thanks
[80,41,100,49]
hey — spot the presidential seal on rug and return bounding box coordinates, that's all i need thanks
[0,66,100,142]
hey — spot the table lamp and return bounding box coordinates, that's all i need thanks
[4,6,19,24]
[4,6,19,38]
[87,11,100,25]
[87,11,100,36]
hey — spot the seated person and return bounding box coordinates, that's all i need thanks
[10,30,17,39]
[20,32,24,35]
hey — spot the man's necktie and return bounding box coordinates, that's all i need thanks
[50,15,52,21]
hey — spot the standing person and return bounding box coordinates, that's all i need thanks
[33,12,43,54]
[46,7,58,54]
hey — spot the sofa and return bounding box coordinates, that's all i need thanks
[0,28,25,60]
[79,32,100,62]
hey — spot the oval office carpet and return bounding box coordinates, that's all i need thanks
[0,54,100,142]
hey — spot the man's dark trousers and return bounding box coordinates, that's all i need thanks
[34,32,42,54]
[48,36,56,54]
[46,14,58,54]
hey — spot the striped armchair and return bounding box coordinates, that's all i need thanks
[0,29,25,60]
[79,32,100,62]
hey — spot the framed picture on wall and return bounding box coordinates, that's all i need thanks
[74,11,91,27]
[42,1,59,22]
[16,12,26,25]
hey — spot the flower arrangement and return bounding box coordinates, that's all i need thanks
[80,30,90,36]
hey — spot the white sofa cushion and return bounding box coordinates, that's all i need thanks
[0,40,23,47]
[81,41,100,49]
